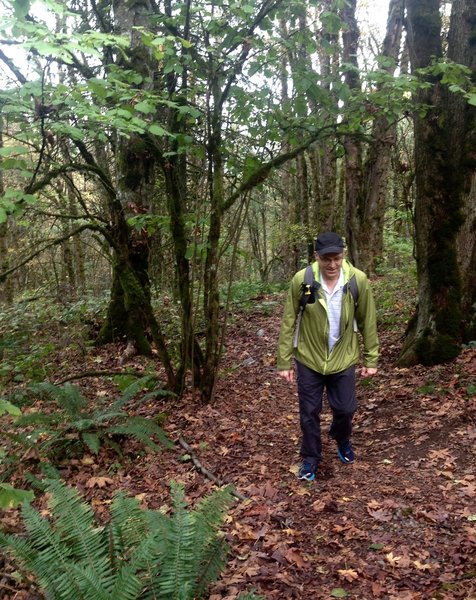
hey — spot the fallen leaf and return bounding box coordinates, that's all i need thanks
[337,568,359,582]
[413,560,433,571]
[282,548,308,568]
[385,552,401,566]
[85,476,114,488]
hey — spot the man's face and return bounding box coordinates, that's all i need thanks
[315,252,344,280]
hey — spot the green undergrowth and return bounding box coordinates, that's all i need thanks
[0,479,265,600]
[371,266,417,332]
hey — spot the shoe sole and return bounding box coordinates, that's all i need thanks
[298,473,316,481]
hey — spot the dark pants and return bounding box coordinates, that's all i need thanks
[296,361,356,466]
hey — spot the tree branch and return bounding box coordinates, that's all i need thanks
[222,124,339,212]
[0,48,27,84]
[0,223,112,282]
[54,370,148,384]
[178,435,248,501]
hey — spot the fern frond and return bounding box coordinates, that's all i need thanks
[21,501,73,559]
[81,432,101,454]
[108,416,173,450]
[68,562,113,600]
[109,494,151,555]
[194,537,229,599]
[189,487,233,599]
[30,555,84,600]
[112,375,157,411]
[108,565,143,600]
[153,483,197,600]
[31,382,86,418]
[0,532,37,567]
[45,480,108,575]
[15,412,61,427]
[0,520,83,600]
[110,534,165,600]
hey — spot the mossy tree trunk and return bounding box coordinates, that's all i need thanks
[399,0,475,366]
[95,0,176,389]
[451,1,476,342]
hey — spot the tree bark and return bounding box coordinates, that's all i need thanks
[399,0,475,365]
[449,0,476,342]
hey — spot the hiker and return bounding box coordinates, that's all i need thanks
[277,232,379,481]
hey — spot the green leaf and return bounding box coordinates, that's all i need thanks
[149,123,167,136]
[0,483,34,508]
[0,207,7,223]
[369,543,384,551]
[467,94,476,107]
[134,100,155,114]
[320,11,343,35]
[330,589,348,598]
[0,399,21,416]
[13,0,30,19]
[0,146,29,157]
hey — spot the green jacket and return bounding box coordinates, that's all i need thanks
[277,259,379,374]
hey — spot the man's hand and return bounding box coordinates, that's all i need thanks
[277,369,294,383]
[361,367,377,377]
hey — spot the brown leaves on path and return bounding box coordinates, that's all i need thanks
[1,297,475,600]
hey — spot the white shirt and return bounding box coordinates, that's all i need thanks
[320,269,344,352]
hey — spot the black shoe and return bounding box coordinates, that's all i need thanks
[298,461,318,481]
[337,441,355,464]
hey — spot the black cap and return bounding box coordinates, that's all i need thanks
[315,232,345,255]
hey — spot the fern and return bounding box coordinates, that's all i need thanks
[3,379,173,461]
[0,480,242,600]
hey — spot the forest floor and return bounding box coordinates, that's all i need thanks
[1,290,476,600]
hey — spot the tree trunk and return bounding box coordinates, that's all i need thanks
[399,0,475,365]
[343,0,405,275]
[95,0,176,390]
[450,0,476,341]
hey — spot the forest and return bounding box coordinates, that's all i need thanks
[0,0,475,598]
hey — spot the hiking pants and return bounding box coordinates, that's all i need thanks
[296,361,356,466]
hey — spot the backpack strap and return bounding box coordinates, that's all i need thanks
[299,265,318,310]
[342,274,359,309]
[293,265,320,348]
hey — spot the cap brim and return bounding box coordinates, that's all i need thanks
[317,246,344,255]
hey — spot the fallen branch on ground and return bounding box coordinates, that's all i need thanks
[54,370,149,384]
[178,435,248,501]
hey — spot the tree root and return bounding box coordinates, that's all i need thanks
[178,435,248,501]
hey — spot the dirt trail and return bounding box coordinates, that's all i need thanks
[1,302,475,600]
[159,305,476,600]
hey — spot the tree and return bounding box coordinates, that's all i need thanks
[342,0,406,275]
[399,0,476,365]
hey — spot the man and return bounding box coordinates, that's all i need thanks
[277,232,378,481]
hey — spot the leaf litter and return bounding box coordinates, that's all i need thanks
[0,295,475,599]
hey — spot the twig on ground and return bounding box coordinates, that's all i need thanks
[54,370,149,384]
[178,435,248,501]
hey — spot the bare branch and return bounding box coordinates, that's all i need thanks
[0,223,112,282]
[178,435,248,501]
[0,48,27,84]
[223,124,340,212]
